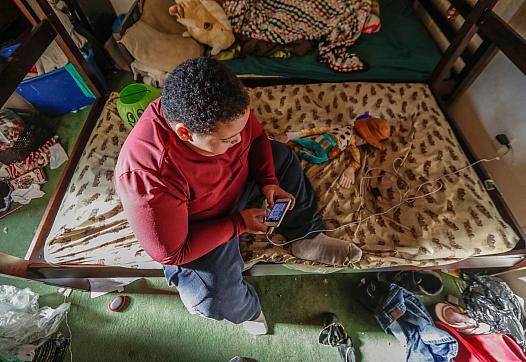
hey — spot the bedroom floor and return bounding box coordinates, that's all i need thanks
[0,272,463,362]
[0,71,465,361]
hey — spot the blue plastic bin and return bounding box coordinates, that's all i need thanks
[16,48,105,117]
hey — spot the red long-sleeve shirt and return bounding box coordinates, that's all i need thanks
[114,99,278,265]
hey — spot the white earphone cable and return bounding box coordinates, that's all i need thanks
[266,143,506,247]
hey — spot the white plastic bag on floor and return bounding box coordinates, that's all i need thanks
[0,285,70,356]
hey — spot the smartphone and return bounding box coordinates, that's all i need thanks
[264,198,292,227]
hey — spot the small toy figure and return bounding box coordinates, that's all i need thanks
[286,114,391,188]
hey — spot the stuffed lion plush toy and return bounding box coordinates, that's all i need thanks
[169,0,235,55]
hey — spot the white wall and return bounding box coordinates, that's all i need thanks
[497,267,526,299]
[450,3,526,232]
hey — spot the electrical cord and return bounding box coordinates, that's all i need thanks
[63,293,73,362]
[265,140,508,247]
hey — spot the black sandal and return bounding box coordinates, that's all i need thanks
[318,313,356,362]
[377,271,443,296]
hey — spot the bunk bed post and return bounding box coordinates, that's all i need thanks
[430,0,498,99]
[12,0,39,26]
[22,0,107,98]
[0,20,55,106]
[445,6,526,106]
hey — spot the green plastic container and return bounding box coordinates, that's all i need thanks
[117,83,160,128]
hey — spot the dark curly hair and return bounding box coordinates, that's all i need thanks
[161,57,250,134]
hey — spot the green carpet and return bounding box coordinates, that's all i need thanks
[0,272,463,362]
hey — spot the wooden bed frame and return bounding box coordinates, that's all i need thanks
[1,0,525,285]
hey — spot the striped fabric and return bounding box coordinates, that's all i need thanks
[223,0,373,72]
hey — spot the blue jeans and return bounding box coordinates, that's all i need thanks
[164,141,324,323]
[357,278,458,362]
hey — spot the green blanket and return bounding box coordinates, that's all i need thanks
[223,0,441,81]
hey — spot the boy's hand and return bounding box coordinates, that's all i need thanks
[261,184,296,210]
[239,208,268,234]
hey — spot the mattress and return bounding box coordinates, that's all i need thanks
[43,82,518,269]
[223,0,442,82]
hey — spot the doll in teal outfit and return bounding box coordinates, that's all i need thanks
[286,115,391,188]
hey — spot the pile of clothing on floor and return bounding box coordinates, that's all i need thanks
[319,272,526,362]
[0,109,67,218]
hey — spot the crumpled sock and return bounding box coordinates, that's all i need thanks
[291,233,362,265]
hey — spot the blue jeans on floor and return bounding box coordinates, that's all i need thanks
[357,278,458,362]
[163,141,324,323]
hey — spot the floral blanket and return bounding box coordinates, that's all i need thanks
[223,0,376,72]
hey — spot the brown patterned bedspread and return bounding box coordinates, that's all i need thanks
[44,83,518,269]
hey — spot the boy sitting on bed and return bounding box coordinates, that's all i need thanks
[115,57,362,335]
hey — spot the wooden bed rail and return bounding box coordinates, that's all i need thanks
[2,249,525,286]
[416,0,476,66]
[0,252,162,280]
[432,92,526,245]
[109,0,140,70]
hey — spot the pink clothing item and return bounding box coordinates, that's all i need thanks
[436,321,526,362]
